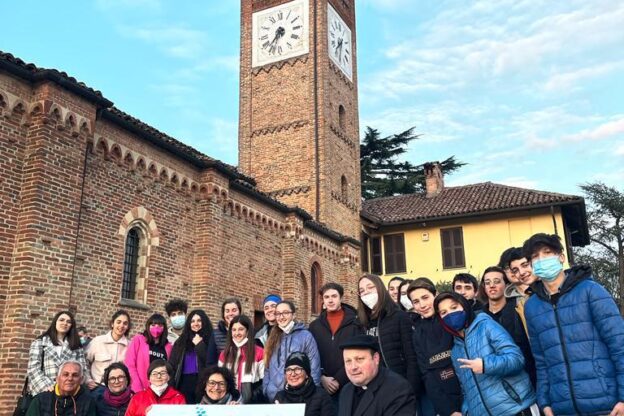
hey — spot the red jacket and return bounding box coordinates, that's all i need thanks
[125,386,186,416]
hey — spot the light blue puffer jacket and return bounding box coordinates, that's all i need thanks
[262,322,321,402]
[525,265,624,416]
[451,312,535,415]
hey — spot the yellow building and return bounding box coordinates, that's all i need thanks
[360,163,589,285]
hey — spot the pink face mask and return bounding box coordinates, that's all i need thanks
[149,326,164,338]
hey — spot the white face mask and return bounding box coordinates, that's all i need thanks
[360,292,378,310]
[233,337,248,348]
[279,320,295,334]
[400,296,413,311]
[150,382,168,396]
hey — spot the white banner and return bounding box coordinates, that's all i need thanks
[148,404,306,416]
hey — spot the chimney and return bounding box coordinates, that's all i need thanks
[424,162,444,197]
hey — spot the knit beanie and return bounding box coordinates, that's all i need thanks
[285,352,311,375]
[263,294,281,305]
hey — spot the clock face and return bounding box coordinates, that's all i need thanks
[252,0,310,68]
[327,4,352,81]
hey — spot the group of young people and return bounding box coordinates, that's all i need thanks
[22,232,624,416]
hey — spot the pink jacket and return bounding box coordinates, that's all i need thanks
[124,334,172,393]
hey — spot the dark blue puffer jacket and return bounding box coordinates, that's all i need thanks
[451,312,535,416]
[525,265,624,416]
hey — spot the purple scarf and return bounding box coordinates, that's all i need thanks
[103,388,132,407]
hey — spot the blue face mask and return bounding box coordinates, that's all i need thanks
[170,315,186,330]
[442,310,467,331]
[532,256,563,282]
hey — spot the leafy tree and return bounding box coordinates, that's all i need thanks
[573,182,624,313]
[435,280,453,294]
[360,126,465,200]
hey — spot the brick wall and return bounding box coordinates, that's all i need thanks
[0,71,361,412]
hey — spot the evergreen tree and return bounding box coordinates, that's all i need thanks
[573,182,624,312]
[360,126,465,200]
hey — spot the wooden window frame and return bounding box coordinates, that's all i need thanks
[371,237,382,275]
[383,233,406,274]
[440,227,466,269]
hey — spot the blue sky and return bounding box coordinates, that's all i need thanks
[2,0,622,196]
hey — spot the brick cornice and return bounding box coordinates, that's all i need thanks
[251,119,310,138]
[0,87,93,135]
[330,190,358,212]
[329,123,357,149]
[252,55,309,76]
[267,185,311,198]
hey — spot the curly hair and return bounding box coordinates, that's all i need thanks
[195,365,237,401]
[102,362,131,387]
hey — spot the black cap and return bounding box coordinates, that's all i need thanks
[339,334,380,352]
[285,352,311,375]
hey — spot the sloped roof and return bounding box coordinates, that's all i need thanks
[0,51,112,107]
[362,182,584,225]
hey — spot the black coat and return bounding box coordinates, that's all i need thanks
[484,297,537,387]
[368,307,421,396]
[214,320,228,353]
[308,304,364,391]
[26,387,96,416]
[169,334,218,388]
[275,378,336,416]
[93,387,131,416]
[412,316,462,416]
[338,367,416,416]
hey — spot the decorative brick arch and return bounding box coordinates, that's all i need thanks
[117,207,160,304]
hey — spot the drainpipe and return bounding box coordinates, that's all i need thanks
[550,205,559,235]
[313,0,321,220]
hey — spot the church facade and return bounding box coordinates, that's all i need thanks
[0,0,361,408]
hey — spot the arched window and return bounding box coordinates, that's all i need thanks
[341,175,348,200]
[122,227,141,299]
[311,263,322,315]
[338,105,346,130]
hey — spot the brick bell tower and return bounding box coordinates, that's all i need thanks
[239,0,361,239]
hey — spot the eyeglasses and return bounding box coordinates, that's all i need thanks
[207,380,226,389]
[107,375,127,383]
[285,367,304,376]
[275,311,293,318]
[484,279,504,286]
[150,371,169,379]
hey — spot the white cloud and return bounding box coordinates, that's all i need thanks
[497,177,539,189]
[120,26,208,59]
[364,1,624,99]
[543,61,624,92]
[563,118,624,142]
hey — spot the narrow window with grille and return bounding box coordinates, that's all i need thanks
[122,228,140,299]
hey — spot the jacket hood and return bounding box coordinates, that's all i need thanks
[531,264,593,301]
[435,291,476,338]
[504,284,524,298]
[291,321,307,332]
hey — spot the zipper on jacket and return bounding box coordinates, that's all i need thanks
[377,314,389,367]
[553,303,582,415]
[463,340,493,416]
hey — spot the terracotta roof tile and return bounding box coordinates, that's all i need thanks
[0,51,111,106]
[362,182,583,224]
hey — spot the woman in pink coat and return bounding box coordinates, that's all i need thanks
[125,313,172,393]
